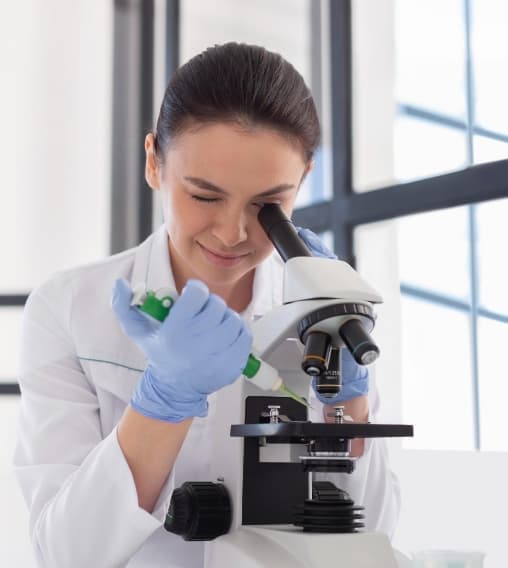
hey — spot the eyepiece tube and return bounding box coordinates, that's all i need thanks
[339,319,380,365]
[302,331,331,376]
[258,204,312,261]
[314,347,341,399]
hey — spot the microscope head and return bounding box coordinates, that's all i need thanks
[257,204,383,400]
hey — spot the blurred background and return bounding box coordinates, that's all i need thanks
[1,0,507,565]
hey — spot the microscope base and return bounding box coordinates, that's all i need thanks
[204,525,401,568]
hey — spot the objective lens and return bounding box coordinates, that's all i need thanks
[302,331,331,376]
[314,347,341,398]
[339,319,380,365]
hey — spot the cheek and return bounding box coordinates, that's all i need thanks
[251,221,275,258]
[159,190,175,223]
[164,201,217,250]
[161,191,199,229]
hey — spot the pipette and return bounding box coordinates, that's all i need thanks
[132,286,312,410]
[242,352,312,409]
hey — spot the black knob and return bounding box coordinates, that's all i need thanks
[164,481,232,541]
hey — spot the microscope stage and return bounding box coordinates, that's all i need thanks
[231,421,413,440]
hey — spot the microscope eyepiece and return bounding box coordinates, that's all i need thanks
[258,204,311,261]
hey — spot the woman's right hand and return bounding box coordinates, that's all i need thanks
[111,278,252,422]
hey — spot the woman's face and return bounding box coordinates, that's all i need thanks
[145,122,310,294]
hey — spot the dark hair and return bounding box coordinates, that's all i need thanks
[153,42,320,163]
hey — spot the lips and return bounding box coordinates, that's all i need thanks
[198,243,250,267]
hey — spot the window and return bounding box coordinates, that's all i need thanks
[0,1,112,394]
[349,0,508,451]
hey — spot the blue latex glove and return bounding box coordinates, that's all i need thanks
[297,227,369,403]
[296,227,337,260]
[111,278,252,422]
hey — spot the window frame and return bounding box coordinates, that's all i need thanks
[0,296,26,394]
[292,0,508,450]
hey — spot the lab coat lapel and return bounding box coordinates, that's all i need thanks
[244,251,284,321]
[130,224,177,294]
[81,227,173,407]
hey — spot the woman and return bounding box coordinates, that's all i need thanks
[14,42,399,567]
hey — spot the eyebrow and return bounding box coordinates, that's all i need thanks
[184,176,295,197]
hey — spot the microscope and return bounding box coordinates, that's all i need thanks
[162,205,413,567]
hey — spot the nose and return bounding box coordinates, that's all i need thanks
[211,208,249,248]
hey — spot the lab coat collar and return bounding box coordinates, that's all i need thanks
[130,225,176,294]
[130,225,284,320]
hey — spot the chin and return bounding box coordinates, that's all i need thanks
[201,265,252,287]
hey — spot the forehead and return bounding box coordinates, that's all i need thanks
[166,122,307,182]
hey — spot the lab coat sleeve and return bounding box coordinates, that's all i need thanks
[13,280,174,568]
[309,373,400,539]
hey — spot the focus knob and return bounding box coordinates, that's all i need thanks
[164,481,232,541]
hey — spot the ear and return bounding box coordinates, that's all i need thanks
[145,133,161,190]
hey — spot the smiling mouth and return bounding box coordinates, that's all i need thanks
[198,243,250,260]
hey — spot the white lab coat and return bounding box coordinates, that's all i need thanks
[13,225,400,568]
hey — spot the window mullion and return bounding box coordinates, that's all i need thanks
[468,204,481,450]
[464,0,481,450]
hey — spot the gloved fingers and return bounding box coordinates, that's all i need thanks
[208,325,253,385]
[187,293,229,335]
[297,227,337,260]
[296,227,321,249]
[227,327,254,379]
[209,309,246,349]
[235,326,253,363]
[111,278,154,339]
[214,316,253,364]
[111,278,133,314]
[164,278,210,328]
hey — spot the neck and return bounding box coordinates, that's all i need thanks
[208,271,255,313]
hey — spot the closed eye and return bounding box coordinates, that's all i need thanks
[191,194,281,209]
[252,200,282,208]
[191,195,220,204]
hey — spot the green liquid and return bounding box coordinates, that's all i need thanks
[277,382,313,409]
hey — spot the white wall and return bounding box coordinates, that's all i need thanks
[0,399,32,565]
[0,1,112,565]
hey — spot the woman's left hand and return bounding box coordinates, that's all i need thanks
[296,227,337,259]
